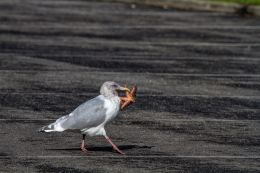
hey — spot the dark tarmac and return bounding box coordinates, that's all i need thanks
[0,0,260,172]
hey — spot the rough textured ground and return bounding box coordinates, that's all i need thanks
[0,0,260,172]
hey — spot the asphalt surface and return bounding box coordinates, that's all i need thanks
[0,0,260,172]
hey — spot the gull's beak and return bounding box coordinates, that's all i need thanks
[118,86,131,92]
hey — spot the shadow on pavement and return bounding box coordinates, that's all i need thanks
[47,145,153,152]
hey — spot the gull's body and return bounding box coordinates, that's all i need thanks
[39,81,129,154]
[44,95,120,136]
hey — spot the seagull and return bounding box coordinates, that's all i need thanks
[39,81,131,154]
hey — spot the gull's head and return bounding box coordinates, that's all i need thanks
[100,81,130,98]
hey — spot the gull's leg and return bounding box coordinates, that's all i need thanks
[80,134,87,152]
[104,136,125,155]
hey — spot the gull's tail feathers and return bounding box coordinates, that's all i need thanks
[38,124,56,133]
[38,114,70,133]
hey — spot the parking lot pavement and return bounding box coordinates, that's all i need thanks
[0,0,260,172]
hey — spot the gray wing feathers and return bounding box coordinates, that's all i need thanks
[39,96,108,133]
[57,96,107,130]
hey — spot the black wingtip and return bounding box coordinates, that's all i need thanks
[37,126,46,133]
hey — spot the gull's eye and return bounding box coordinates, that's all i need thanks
[112,84,118,88]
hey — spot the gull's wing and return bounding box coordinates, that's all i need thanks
[60,95,107,130]
[41,95,107,132]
